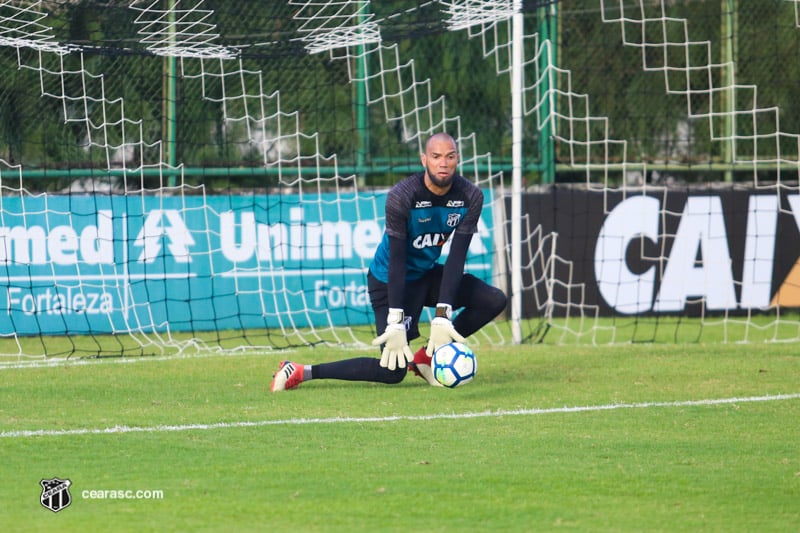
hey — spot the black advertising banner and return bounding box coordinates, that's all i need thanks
[514,186,800,317]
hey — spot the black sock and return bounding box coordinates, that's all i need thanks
[312,357,406,384]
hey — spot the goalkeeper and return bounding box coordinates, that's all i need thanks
[270,133,507,391]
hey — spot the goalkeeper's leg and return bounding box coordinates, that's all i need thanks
[407,346,443,387]
[270,357,407,391]
[451,274,508,337]
[311,357,407,383]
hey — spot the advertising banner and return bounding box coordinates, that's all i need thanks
[0,193,495,335]
[519,187,800,317]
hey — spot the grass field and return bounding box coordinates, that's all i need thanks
[2,340,799,532]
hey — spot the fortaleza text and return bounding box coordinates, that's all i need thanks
[5,287,114,316]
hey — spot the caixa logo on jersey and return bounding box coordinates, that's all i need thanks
[594,193,800,314]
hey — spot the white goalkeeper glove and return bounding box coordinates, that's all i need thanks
[426,304,466,357]
[372,308,413,371]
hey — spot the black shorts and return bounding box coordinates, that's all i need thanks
[367,265,503,342]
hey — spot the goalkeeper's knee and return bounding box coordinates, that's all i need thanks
[379,365,407,384]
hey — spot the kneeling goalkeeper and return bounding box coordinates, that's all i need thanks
[270,133,507,391]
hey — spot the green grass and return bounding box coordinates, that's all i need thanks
[4,312,800,360]
[1,342,799,532]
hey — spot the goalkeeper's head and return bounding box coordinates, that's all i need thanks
[421,133,458,193]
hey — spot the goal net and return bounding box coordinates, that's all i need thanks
[0,1,798,363]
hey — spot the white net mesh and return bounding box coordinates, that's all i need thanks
[0,1,799,364]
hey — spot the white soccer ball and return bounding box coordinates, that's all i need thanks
[432,342,477,388]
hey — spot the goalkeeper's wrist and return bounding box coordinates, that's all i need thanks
[387,308,405,325]
[434,303,452,320]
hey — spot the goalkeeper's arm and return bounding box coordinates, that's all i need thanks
[426,232,472,356]
[372,235,413,369]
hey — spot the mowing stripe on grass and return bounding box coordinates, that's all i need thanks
[3,393,799,439]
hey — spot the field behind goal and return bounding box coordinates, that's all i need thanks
[2,341,799,531]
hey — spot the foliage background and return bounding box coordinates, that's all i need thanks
[1,1,798,191]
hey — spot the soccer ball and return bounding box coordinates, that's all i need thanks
[432,342,477,388]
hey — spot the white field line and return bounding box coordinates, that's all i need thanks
[0,347,308,370]
[2,393,799,439]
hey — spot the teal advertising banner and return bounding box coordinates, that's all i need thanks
[0,193,495,335]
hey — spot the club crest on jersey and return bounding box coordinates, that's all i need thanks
[446,213,461,227]
[40,478,72,513]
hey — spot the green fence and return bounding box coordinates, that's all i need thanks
[1,1,797,192]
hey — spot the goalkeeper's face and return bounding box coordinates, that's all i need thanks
[422,135,459,193]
